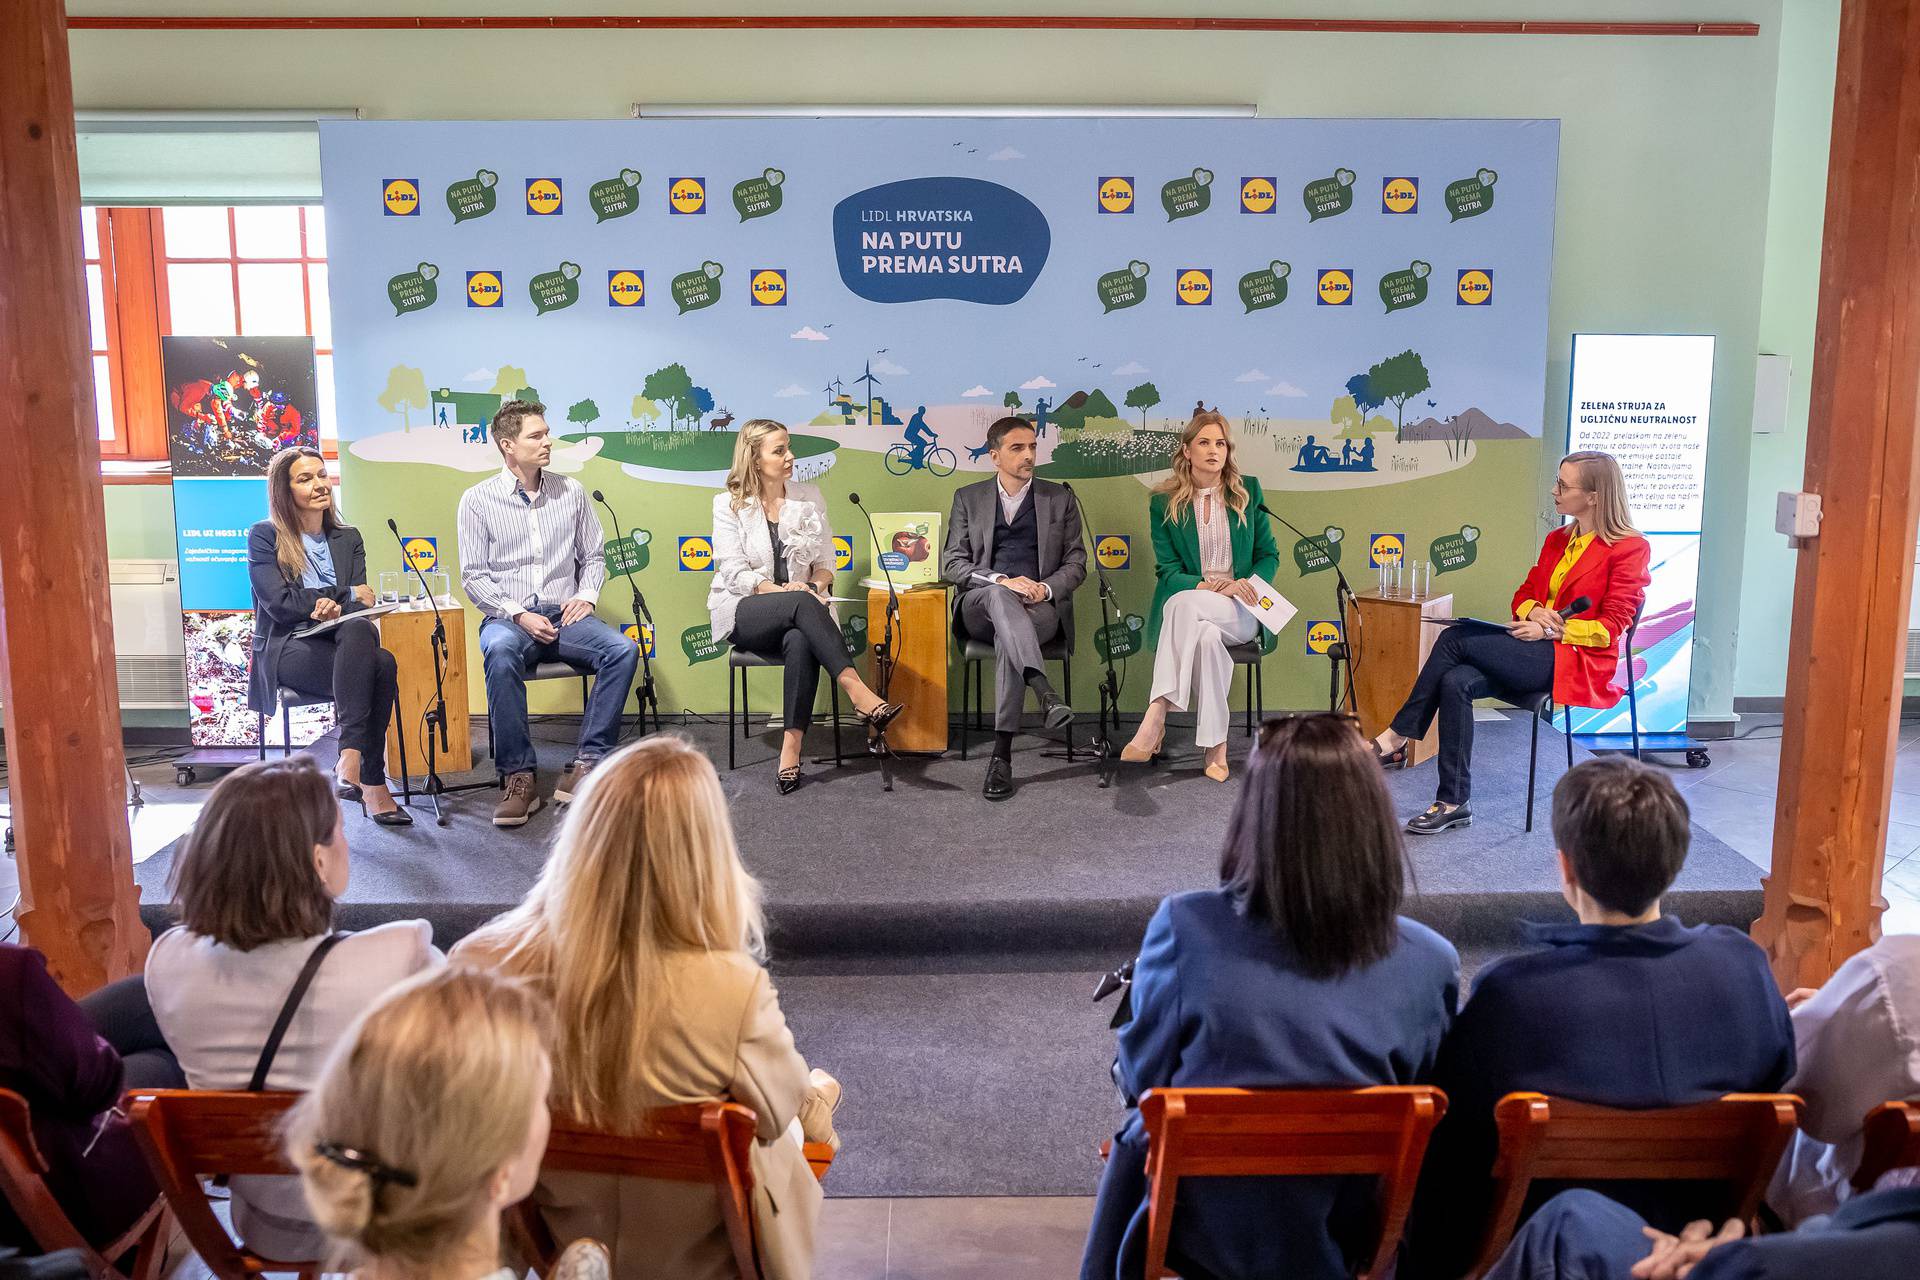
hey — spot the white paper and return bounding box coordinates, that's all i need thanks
[1243,575,1298,635]
[293,599,409,637]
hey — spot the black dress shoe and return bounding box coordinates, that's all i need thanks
[777,765,802,795]
[1405,802,1471,835]
[1040,692,1075,731]
[983,756,1014,800]
[369,806,414,827]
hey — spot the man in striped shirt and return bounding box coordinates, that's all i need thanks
[456,399,638,826]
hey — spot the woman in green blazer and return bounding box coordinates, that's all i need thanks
[1122,409,1280,781]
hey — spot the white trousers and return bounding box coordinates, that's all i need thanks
[1148,588,1262,748]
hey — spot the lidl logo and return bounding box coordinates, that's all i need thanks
[833,535,853,571]
[1258,594,1276,611]
[466,270,504,308]
[1176,268,1213,306]
[1095,535,1131,570]
[401,536,437,572]
[669,177,706,214]
[382,178,421,216]
[1098,176,1135,214]
[1317,269,1354,305]
[607,270,645,307]
[1305,619,1345,655]
[621,623,657,658]
[525,178,563,215]
[677,535,714,571]
[750,268,788,307]
[1369,532,1407,567]
[1239,177,1278,214]
[1382,176,1419,214]
[1457,268,1494,305]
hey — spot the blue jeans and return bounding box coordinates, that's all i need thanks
[1483,1190,1651,1280]
[479,605,639,777]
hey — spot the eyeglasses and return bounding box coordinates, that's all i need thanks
[1552,480,1589,495]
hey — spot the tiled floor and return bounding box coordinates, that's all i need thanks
[4,716,1919,1278]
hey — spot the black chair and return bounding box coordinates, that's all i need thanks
[1518,606,1644,831]
[1226,641,1267,737]
[485,659,592,763]
[727,648,844,771]
[956,635,1076,760]
[255,686,404,762]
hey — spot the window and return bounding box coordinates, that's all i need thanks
[80,210,124,449]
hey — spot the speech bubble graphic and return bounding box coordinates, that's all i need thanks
[588,168,642,223]
[1161,168,1214,221]
[841,613,867,660]
[681,623,725,665]
[671,262,724,314]
[604,530,651,574]
[1431,525,1481,574]
[1379,260,1432,313]
[1095,613,1147,663]
[1303,168,1357,221]
[1238,260,1291,313]
[1445,168,1498,221]
[386,262,439,316]
[528,262,582,316]
[832,177,1050,305]
[1096,260,1150,313]
[444,170,498,223]
[732,167,785,221]
[1292,525,1345,575]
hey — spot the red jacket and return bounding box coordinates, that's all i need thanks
[1510,526,1652,710]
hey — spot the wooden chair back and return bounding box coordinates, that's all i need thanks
[1852,1100,1920,1192]
[1137,1086,1446,1280]
[0,1089,171,1280]
[508,1103,837,1280]
[1466,1092,1803,1278]
[125,1090,315,1280]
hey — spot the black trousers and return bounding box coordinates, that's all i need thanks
[77,975,186,1089]
[1389,625,1554,806]
[277,616,399,786]
[730,591,853,731]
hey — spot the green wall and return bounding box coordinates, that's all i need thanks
[76,1,1815,724]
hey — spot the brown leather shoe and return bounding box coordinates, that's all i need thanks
[553,756,598,805]
[494,771,543,827]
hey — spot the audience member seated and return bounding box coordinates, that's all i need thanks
[284,965,610,1280]
[144,756,442,1260]
[1767,933,1920,1224]
[1079,714,1461,1280]
[453,735,840,1280]
[0,943,161,1253]
[1483,1172,1920,1280]
[1408,757,1796,1278]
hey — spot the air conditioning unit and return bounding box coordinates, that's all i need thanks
[110,559,186,709]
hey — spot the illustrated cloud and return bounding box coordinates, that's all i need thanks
[790,326,829,341]
[1112,360,1148,377]
[872,357,909,375]
[1019,375,1056,390]
[1268,381,1307,397]
[773,383,808,397]
[961,384,993,398]
[1234,368,1270,383]
[989,146,1025,161]
[462,367,496,384]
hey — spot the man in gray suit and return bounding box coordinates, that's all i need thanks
[943,416,1087,799]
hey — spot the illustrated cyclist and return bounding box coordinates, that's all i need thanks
[901,405,937,468]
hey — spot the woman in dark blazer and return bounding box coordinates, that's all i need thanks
[1119,408,1281,782]
[1371,450,1651,834]
[248,446,409,824]
[1080,714,1459,1280]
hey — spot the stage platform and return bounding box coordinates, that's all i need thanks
[132,710,1763,1197]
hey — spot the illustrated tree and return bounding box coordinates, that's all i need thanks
[1366,351,1432,442]
[630,395,662,431]
[689,385,716,427]
[1330,394,1363,435]
[1345,373,1385,433]
[512,385,540,405]
[1124,381,1162,428]
[489,366,531,398]
[641,363,695,429]
[376,365,429,431]
[567,399,600,431]
[1004,390,1023,413]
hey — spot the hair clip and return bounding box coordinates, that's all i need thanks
[315,1140,419,1188]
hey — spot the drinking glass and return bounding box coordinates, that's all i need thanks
[1406,560,1432,599]
[1377,558,1403,598]
[377,571,401,605]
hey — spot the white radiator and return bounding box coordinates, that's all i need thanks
[110,559,186,709]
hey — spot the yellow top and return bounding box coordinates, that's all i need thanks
[1517,531,1611,648]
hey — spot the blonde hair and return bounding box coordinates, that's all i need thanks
[724,418,790,512]
[1562,451,1641,542]
[284,967,552,1267]
[459,736,767,1131]
[1157,407,1250,526]
[266,446,341,582]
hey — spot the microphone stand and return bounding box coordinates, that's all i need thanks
[593,490,658,737]
[1062,482,1120,786]
[849,493,898,793]
[1257,503,1359,713]
[388,519,492,825]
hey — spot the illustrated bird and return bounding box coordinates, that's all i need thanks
[1426,399,1437,407]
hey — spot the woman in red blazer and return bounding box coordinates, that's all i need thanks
[1372,451,1651,833]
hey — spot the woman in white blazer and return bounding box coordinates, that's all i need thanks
[708,419,901,791]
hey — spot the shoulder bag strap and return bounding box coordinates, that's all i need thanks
[245,931,347,1092]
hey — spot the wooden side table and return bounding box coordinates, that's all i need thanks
[1344,588,1453,767]
[381,600,473,777]
[867,583,949,754]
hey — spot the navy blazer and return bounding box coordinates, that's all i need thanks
[1410,916,1796,1278]
[246,520,368,714]
[1082,889,1459,1280]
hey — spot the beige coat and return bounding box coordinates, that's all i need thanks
[452,937,821,1280]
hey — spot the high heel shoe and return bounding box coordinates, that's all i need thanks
[858,701,906,733]
[1203,753,1231,783]
[777,765,802,795]
[1118,731,1164,764]
[334,768,363,802]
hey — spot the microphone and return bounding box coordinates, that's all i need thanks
[592,488,652,625]
[1562,596,1592,616]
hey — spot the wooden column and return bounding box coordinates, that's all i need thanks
[1752,0,1920,988]
[0,0,146,990]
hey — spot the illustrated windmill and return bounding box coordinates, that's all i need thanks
[853,360,882,424]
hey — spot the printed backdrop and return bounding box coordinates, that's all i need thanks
[319,118,1560,714]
